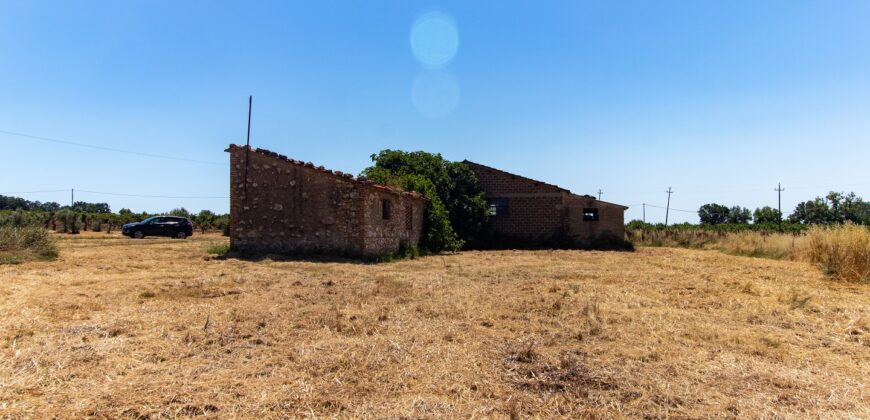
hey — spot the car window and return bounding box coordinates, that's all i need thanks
[150,217,164,224]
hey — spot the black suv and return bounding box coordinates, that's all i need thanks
[122,216,193,239]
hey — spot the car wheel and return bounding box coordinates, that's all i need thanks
[176,231,187,239]
[133,231,144,239]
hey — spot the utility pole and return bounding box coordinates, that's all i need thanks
[71,188,74,208]
[775,182,785,231]
[597,189,603,200]
[665,187,673,227]
[642,203,646,223]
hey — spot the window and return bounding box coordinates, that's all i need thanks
[405,205,413,230]
[489,198,509,217]
[382,199,391,220]
[583,208,599,221]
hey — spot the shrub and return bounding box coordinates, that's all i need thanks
[0,226,58,264]
[805,224,870,283]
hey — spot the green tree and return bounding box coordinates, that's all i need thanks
[169,207,190,218]
[753,206,781,224]
[698,203,730,225]
[361,150,489,248]
[727,206,752,224]
[195,209,216,233]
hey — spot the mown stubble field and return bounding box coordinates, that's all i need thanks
[1,232,869,418]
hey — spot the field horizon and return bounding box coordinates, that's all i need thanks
[1,232,868,417]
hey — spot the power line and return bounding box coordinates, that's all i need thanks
[0,189,69,195]
[0,129,224,166]
[77,189,227,199]
[637,203,695,213]
[1,188,226,199]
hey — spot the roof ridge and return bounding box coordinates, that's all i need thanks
[226,144,426,200]
[463,160,570,193]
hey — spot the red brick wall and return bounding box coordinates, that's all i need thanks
[564,195,626,239]
[467,161,625,243]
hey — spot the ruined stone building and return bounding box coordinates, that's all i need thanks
[226,145,425,257]
[465,161,627,244]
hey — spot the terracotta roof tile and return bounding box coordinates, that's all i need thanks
[226,144,426,200]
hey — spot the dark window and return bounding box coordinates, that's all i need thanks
[489,198,509,217]
[382,199,391,220]
[583,208,599,221]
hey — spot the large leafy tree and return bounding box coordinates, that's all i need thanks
[790,192,870,225]
[753,206,781,224]
[727,206,752,224]
[698,203,730,225]
[361,150,489,252]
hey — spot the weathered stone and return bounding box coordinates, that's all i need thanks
[226,145,425,257]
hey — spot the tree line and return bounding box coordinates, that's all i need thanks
[0,195,229,235]
[630,191,870,231]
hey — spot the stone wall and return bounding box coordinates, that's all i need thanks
[227,145,425,257]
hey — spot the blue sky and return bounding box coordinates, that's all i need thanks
[1,1,869,223]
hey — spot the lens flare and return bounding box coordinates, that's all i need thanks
[412,71,460,119]
[410,11,459,69]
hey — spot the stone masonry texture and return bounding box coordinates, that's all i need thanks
[227,145,425,257]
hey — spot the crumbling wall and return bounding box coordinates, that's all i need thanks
[227,145,425,257]
[360,189,425,255]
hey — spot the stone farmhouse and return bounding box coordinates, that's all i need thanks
[226,145,425,257]
[465,161,627,244]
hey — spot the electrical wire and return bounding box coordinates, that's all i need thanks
[76,189,227,199]
[0,129,224,166]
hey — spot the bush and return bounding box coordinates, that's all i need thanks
[805,224,870,283]
[0,226,58,264]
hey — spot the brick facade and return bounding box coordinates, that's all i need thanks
[465,161,626,244]
[227,145,425,257]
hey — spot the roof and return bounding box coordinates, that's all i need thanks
[463,160,570,193]
[462,159,628,210]
[225,144,426,201]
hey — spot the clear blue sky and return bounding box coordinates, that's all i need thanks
[2,1,869,223]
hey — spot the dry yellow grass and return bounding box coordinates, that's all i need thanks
[1,231,869,417]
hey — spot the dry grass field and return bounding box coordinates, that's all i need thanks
[2,232,869,418]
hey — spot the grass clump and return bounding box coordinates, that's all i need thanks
[805,223,870,283]
[0,226,58,264]
[206,241,231,255]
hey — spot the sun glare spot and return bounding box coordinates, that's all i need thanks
[412,71,460,119]
[410,11,459,69]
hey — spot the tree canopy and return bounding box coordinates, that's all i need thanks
[361,150,490,252]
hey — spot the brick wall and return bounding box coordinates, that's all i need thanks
[227,145,424,257]
[564,195,626,239]
[467,161,626,244]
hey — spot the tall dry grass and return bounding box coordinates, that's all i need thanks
[630,224,870,283]
[805,223,870,283]
[0,226,57,264]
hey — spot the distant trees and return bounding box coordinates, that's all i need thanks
[726,206,752,224]
[789,192,870,225]
[72,201,110,214]
[0,195,62,212]
[753,206,781,224]
[699,203,756,225]
[169,207,190,218]
[698,203,731,225]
